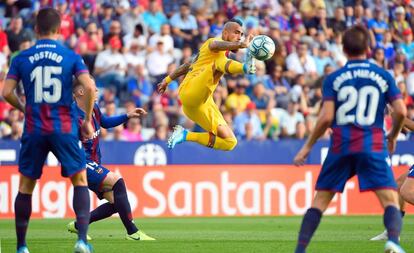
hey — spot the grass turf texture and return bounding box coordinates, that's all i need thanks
[0,216,413,253]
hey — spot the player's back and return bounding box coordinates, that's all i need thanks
[8,39,88,136]
[324,59,401,155]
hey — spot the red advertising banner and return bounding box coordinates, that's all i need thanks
[0,165,413,218]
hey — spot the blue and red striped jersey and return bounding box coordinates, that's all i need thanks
[323,59,402,155]
[76,103,128,163]
[6,39,88,136]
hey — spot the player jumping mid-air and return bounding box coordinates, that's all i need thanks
[157,18,256,151]
[67,80,155,241]
[293,25,407,253]
[3,8,96,253]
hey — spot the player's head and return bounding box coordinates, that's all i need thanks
[222,18,244,52]
[35,8,61,37]
[73,76,98,102]
[342,25,369,58]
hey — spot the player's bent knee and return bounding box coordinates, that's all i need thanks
[71,170,88,186]
[223,137,237,151]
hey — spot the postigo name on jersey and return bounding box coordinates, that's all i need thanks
[29,50,63,64]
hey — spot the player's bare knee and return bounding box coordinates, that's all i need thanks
[71,170,88,186]
[18,175,37,194]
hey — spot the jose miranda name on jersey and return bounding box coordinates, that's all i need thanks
[333,68,388,92]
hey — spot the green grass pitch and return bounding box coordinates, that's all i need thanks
[1,216,413,252]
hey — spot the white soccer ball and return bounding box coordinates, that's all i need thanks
[248,35,276,61]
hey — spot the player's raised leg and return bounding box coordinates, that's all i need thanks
[294,191,335,253]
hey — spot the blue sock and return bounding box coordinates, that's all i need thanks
[73,186,90,243]
[295,208,322,253]
[89,202,116,224]
[113,179,138,235]
[384,205,402,244]
[15,192,32,250]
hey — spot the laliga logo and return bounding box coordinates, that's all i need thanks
[134,143,167,166]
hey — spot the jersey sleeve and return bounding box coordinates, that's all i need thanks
[6,56,20,81]
[322,75,335,101]
[385,72,402,103]
[73,53,89,77]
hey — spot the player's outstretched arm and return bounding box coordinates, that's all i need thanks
[100,108,147,129]
[294,101,335,166]
[157,62,191,94]
[209,34,253,52]
[2,79,25,113]
[404,118,414,132]
[387,99,407,153]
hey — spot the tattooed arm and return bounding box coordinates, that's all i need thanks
[209,34,253,52]
[157,62,191,94]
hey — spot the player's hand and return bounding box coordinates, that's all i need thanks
[386,134,397,154]
[127,108,147,118]
[80,119,94,141]
[240,34,254,48]
[293,146,311,166]
[157,79,168,94]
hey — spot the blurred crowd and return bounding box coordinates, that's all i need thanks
[1,0,414,142]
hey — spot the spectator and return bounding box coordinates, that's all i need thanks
[0,20,9,57]
[190,0,218,20]
[146,39,174,84]
[170,3,198,49]
[151,124,169,140]
[74,2,98,36]
[225,79,252,116]
[328,7,346,34]
[235,3,259,30]
[299,0,325,21]
[369,47,387,68]
[223,0,238,19]
[142,0,168,34]
[148,24,174,53]
[325,0,343,19]
[103,20,124,47]
[57,0,74,44]
[368,8,388,46]
[120,1,145,36]
[210,12,226,38]
[124,23,147,50]
[250,82,275,111]
[391,6,410,43]
[6,16,33,53]
[378,31,395,61]
[76,22,103,72]
[280,97,306,139]
[127,64,153,107]
[3,121,22,140]
[286,41,317,79]
[233,102,264,140]
[313,44,335,75]
[99,2,116,36]
[124,40,146,77]
[399,28,414,62]
[122,117,143,141]
[94,36,127,93]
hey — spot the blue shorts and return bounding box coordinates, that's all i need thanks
[85,161,110,199]
[408,165,414,178]
[316,152,397,192]
[19,133,86,179]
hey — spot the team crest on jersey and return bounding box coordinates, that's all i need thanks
[95,167,103,174]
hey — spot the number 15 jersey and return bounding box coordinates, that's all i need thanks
[323,59,402,155]
[6,39,89,136]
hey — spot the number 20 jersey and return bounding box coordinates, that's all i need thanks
[6,39,89,136]
[322,59,402,155]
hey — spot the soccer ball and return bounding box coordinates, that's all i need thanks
[248,35,276,61]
